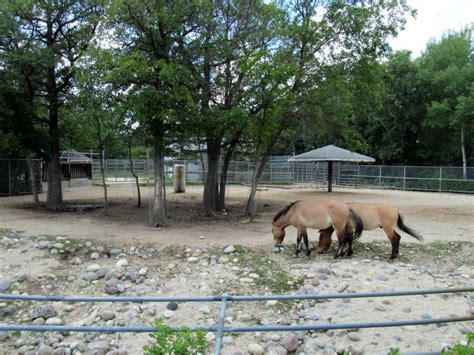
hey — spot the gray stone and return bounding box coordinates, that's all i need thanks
[30,305,58,320]
[0,279,12,292]
[373,274,389,281]
[224,245,236,254]
[421,313,432,320]
[337,282,349,293]
[38,344,54,355]
[325,343,337,351]
[87,341,108,355]
[46,317,62,325]
[281,333,299,352]
[110,248,122,255]
[100,311,115,321]
[2,304,16,315]
[248,343,265,354]
[163,310,175,319]
[267,345,288,355]
[95,267,109,279]
[83,272,99,281]
[167,302,178,311]
[348,332,361,342]
[0,332,9,341]
[222,336,234,345]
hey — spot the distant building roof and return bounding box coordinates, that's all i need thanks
[288,144,375,163]
[60,150,91,163]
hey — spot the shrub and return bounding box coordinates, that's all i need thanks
[143,318,208,355]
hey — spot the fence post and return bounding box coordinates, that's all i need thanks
[357,164,360,188]
[403,166,406,191]
[379,166,382,186]
[270,160,273,184]
[439,167,442,192]
[8,159,12,196]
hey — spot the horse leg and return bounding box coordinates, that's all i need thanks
[302,230,311,257]
[295,231,302,257]
[383,226,401,260]
[345,225,354,257]
[334,229,348,259]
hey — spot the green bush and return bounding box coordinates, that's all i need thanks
[442,332,474,355]
[143,318,208,355]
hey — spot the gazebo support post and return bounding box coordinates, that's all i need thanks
[328,161,333,192]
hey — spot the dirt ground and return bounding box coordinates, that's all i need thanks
[0,184,473,248]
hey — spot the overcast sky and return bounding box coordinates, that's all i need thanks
[389,0,473,57]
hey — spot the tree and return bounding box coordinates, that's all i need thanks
[0,0,102,210]
[244,0,413,216]
[420,28,474,176]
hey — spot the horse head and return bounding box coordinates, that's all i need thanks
[272,223,286,252]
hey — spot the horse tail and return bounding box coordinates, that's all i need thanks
[273,201,298,223]
[349,209,364,241]
[397,214,424,242]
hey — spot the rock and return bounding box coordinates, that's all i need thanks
[421,313,432,320]
[32,318,45,325]
[281,333,299,352]
[116,259,128,268]
[224,245,236,254]
[239,277,254,283]
[200,306,211,314]
[267,345,288,355]
[87,264,101,272]
[38,344,54,355]
[95,267,108,279]
[90,252,100,260]
[222,336,234,345]
[138,267,148,276]
[373,274,389,281]
[100,311,116,321]
[402,307,412,313]
[310,279,320,287]
[87,341,108,355]
[2,304,16,315]
[337,282,349,293]
[248,343,265,354]
[0,279,12,292]
[83,272,99,282]
[187,257,199,263]
[249,273,260,279]
[30,305,57,320]
[0,332,9,342]
[167,302,178,311]
[45,317,63,325]
[110,248,122,255]
[266,300,278,307]
[14,272,27,282]
[348,332,361,342]
[163,310,175,319]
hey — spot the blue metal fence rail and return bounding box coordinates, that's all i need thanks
[1,287,473,355]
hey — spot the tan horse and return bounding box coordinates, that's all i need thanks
[317,202,423,259]
[272,200,363,258]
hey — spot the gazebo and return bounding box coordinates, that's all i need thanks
[288,144,375,192]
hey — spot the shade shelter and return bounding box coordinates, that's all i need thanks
[288,144,375,192]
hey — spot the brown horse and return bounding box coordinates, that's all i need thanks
[272,200,363,258]
[317,202,423,259]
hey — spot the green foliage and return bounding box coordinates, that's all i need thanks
[442,332,474,355]
[143,318,207,355]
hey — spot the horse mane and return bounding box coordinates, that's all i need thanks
[273,201,298,223]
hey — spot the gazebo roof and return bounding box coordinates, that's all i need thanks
[288,144,375,163]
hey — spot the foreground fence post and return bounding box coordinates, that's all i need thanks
[439,167,442,192]
[214,295,228,355]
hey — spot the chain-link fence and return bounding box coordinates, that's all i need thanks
[0,159,42,196]
[93,157,474,194]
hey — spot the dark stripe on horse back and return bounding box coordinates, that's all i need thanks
[273,201,298,222]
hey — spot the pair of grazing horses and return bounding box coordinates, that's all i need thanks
[272,200,423,259]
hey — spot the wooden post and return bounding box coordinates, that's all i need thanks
[328,161,333,192]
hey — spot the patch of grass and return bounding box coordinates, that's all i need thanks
[442,332,474,355]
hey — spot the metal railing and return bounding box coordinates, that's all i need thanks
[0,159,42,196]
[1,287,473,354]
[94,157,474,194]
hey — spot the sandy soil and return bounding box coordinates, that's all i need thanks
[0,184,473,250]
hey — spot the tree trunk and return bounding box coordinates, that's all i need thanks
[128,139,141,207]
[151,143,166,226]
[26,151,40,208]
[46,131,63,211]
[245,155,268,218]
[203,139,221,216]
[217,131,242,211]
[461,123,467,179]
[98,144,109,215]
